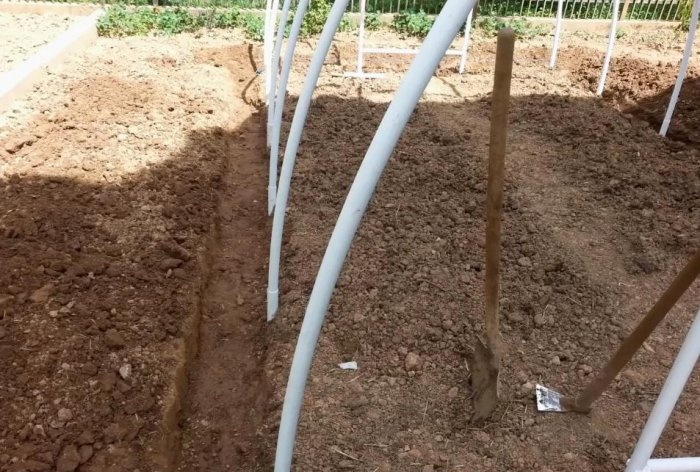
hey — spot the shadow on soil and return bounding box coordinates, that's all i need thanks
[0,65,697,472]
[0,89,271,471]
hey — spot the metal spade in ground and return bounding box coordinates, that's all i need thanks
[468,27,515,423]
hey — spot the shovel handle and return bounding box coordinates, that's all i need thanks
[565,247,700,412]
[484,28,515,354]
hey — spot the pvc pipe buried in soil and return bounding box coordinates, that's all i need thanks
[596,0,621,95]
[659,0,700,136]
[272,0,478,468]
[267,0,351,320]
[625,307,700,472]
[549,0,564,68]
[266,0,295,214]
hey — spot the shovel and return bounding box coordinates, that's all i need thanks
[469,28,515,423]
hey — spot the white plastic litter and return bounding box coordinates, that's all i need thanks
[338,361,358,370]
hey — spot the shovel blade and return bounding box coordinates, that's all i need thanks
[468,339,501,422]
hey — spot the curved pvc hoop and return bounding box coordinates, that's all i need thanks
[267,0,351,319]
[659,0,700,136]
[549,0,564,69]
[267,0,296,214]
[625,307,700,472]
[458,8,474,74]
[272,0,478,468]
[596,0,621,96]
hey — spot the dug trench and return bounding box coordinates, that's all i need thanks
[0,40,273,472]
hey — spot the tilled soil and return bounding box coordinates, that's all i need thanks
[0,26,699,472]
[0,13,79,75]
[0,31,268,472]
[262,34,700,472]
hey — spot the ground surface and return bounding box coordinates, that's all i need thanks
[0,23,698,472]
[0,13,79,75]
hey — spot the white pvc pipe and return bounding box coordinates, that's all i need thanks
[644,457,700,472]
[353,0,367,74]
[549,0,564,69]
[363,47,465,55]
[267,0,352,320]
[272,0,478,469]
[625,308,700,472]
[263,0,274,150]
[267,0,297,215]
[659,0,700,136]
[596,0,621,95]
[458,8,474,74]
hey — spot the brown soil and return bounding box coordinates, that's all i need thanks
[261,35,700,472]
[0,12,78,75]
[0,31,270,472]
[0,26,698,472]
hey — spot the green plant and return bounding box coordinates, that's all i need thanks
[364,12,382,30]
[97,5,157,37]
[678,0,692,30]
[156,7,199,34]
[339,13,356,32]
[391,10,434,38]
[212,7,240,28]
[299,0,332,37]
[476,16,547,39]
[239,12,265,40]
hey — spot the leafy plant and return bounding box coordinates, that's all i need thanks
[156,8,199,33]
[391,10,434,38]
[299,0,332,37]
[239,12,265,40]
[678,0,693,30]
[364,12,382,30]
[97,5,157,36]
[212,7,240,28]
[476,16,547,39]
[339,13,356,32]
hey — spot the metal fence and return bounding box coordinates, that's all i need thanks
[19,0,682,20]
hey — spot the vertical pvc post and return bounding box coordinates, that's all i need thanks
[356,0,367,74]
[267,0,352,319]
[267,0,297,215]
[263,0,274,113]
[549,0,564,69]
[596,0,621,95]
[272,0,478,468]
[458,7,474,74]
[660,0,700,136]
[625,307,700,472]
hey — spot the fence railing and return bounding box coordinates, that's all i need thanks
[8,0,681,20]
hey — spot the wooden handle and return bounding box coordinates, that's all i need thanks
[484,28,515,356]
[565,247,700,412]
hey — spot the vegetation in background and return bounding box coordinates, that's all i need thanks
[677,0,692,30]
[475,16,547,39]
[298,0,332,36]
[97,4,264,38]
[391,10,433,37]
[364,12,382,30]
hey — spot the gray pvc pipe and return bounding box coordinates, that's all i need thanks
[267,0,313,216]
[625,307,700,472]
[659,0,700,136]
[266,0,351,320]
[266,0,295,215]
[272,0,478,468]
